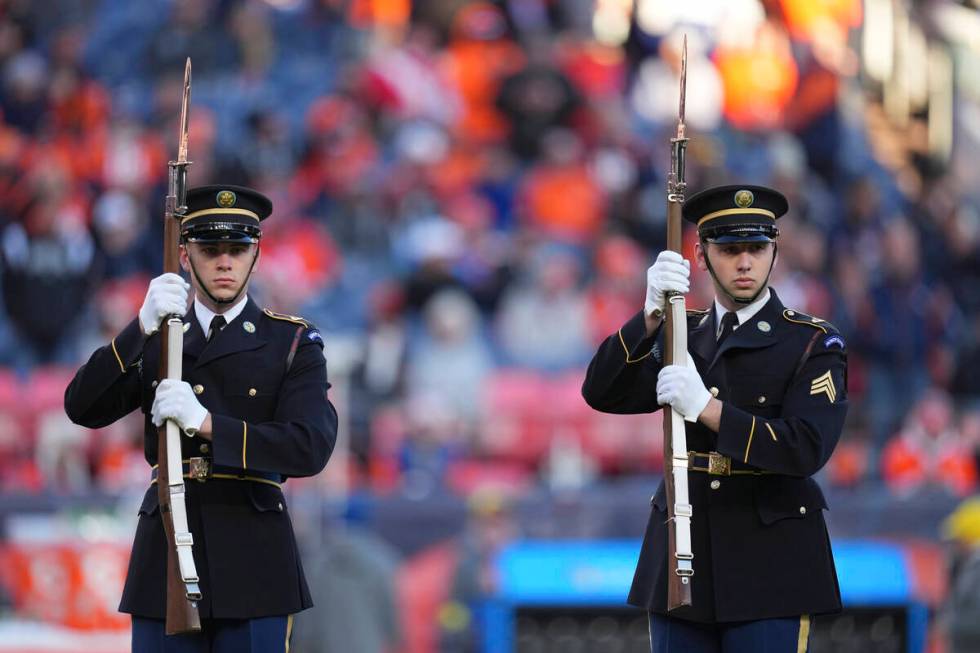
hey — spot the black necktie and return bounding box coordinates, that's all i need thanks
[717,311,738,345]
[207,315,226,342]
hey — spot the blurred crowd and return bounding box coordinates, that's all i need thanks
[0,0,977,508]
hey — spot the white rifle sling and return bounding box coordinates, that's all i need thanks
[668,295,694,578]
[166,317,202,600]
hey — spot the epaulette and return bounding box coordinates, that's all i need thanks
[782,308,834,334]
[262,308,311,328]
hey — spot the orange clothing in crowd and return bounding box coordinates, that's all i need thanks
[881,433,978,497]
[520,162,604,243]
[714,24,798,131]
[779,0,862,42]
[348,0,411,31]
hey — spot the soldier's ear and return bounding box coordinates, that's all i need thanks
[694,242,709,272]
[178,244,190,273]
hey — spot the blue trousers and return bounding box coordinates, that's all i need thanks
[649,613,811,653]
[131,615,291,653]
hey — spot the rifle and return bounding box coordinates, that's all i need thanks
[663,37,693,611]
[157,57,202,634]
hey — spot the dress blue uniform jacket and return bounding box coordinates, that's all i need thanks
[64,298,338,620]
[582,290,847,623]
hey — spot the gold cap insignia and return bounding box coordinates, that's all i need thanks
[734,190,754,208]
[243,321,255,333]
[216,190,237,208]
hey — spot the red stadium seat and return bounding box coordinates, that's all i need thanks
[478,369,550,464]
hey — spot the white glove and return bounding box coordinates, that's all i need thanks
[151,379,208,435]
[644,251,690,317]
[139,273,190,335]
[657,356,711,422]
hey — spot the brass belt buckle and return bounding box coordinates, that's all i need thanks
[188,457,211,481]
[708,452,731,476]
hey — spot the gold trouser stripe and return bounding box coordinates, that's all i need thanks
[242,421,248,469]
[110,338,125,373]
[285,614,294,653]
[181,207,260,223]
[744,416,756,463]
[797,614,810,653]
[697,207,776,226]
[766,423,778,442]
[151,473,281,489]
[618,329,651,363]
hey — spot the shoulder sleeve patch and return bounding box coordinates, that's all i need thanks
[307,328,323,344]
[262,308,311,328]
[823,334,845,350]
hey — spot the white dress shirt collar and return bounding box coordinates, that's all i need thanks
[193,294,249,335]
[714,288,771,337]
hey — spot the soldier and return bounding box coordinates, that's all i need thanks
[582,185,847,652]
[65,185,338,653]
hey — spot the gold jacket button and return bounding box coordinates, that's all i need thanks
[710,480,721,490]
[193,384,204,395]
[277,502,284,511]
[248,388,257,397]
[199,443,210,454]
[758,396,767,404]
[151,380,158,388]
[709,387,719,397]
[799,506,807,515]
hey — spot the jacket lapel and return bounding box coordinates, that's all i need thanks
[712,290,783,367]
[182,314,206,362]
[194,298,267,368]
[689,305,718,367]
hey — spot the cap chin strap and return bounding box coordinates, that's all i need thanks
[184,244,260,307]
[700,239,778,306]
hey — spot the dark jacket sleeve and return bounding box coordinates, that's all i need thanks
[581,311,666,414]
[210,332,338,478]
[715,344,848,477]
[64,318,145,428]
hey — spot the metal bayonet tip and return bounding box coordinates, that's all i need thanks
[679,35,687,129]
[177,58,192,164]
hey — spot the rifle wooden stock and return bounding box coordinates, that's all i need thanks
[157,196,201,635]
[663,199,693,610]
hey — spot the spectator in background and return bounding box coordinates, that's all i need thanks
[399,216,468,313]
[941,495,980,652]
[586,234,647,343]
[495,35,582,161]
[405,289,494,426]
[865,217,956,457]
[0,164,98,367]
[91,189,154,280]
[518,128,605,244]
[630,31,724,133]
[441,1,524,144]
[1,51,48,133]
[496,242,592,372]
[399,393,466,499]
[438,488,519,652]
[881,389,977,497]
